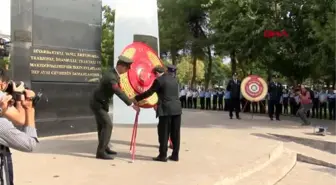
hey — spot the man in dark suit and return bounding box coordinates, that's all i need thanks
[134,65,182,162]
[268,74,283,121]
[90,56,140,160]
[226,72,241,119]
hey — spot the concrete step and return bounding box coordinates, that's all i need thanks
[276,162,336,185]
[215,142,297,185]
[233,149,296,185]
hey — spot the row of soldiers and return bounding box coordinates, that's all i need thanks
[179,86,336,120]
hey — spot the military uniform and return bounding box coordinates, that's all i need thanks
[268,75,283,121]
[135,66,182,162]
[226,73,241,119]
[90,56,134,160]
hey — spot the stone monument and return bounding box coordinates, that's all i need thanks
[11,0,102,135]
[113,0,159,124]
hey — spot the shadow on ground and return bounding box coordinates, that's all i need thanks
[35,139,157,162]
[250,133,336,154]
[312,166,336,177]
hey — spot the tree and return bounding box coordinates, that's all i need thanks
[158,0,189,64]
[204,56,231,87]
[176,56,205,84]
[101,5,115,70]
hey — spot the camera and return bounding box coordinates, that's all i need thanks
[4,81,43,107]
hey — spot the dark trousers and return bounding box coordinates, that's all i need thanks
[252,102,258,113]
[319,102,327,119]
[180,96,186,108]
[212,97,217,110]
[224,99,230,111]
[229,98,240,118]
[218,97,223,110]
[312,99,319,118]
[269,100,281,119]
[259,100,266,113]
[187,97,192,108]
[205,98,211,110]
[192,97,197,109]
[200,97,205,109]
[290,98,295,115]
[90,100,112,154]
[158,115,181,157]
[328,101,335,120]
[283,102,289,114]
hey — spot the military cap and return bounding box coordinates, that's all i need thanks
[153,65,165,73]
[233,72,238,76]
[118,55,133,64]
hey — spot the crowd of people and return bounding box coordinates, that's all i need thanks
[179,84,336,121]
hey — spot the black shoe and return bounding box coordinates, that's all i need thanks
[168,155,179,162]
[96,152,114,160]
[236,117,241,120]
[270,118,273,121]
[276,118,280,121]
[152,156,167,162]
[105,148,117,155]
[230,117,233,119]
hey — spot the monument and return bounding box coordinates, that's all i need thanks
[113,0,159,124]
[11,0,103,135]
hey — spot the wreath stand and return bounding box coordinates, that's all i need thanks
[129,111,173,162]
[242,100,266,120]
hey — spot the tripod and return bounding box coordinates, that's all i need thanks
[0,150,11,185]
[242,100,265,119]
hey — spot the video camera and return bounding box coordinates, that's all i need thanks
[4,81,43,107]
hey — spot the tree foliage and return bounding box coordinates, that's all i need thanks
[101,0,335,87]
[101,5,115,70]
[176,56,205,84]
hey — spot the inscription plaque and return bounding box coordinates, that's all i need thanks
[29,46,102,82]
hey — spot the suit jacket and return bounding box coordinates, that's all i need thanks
[226,79,241,99]
[268,81,283,101]
[135,73,182,117]
[93,68,132,107]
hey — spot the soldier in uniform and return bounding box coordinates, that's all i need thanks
[90,56,140,160]
[268,74,283,121]
[218,87,224,110]
[133,66,182,162]
[226,72,241,119]
[212,88,218,110]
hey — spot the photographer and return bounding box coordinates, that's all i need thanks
[296,85,313,126]
[0,69,38,185]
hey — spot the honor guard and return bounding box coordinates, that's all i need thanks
[199,88,205,109]
[312,88,319,118]
[268,74,283,121]
[205,90,211,110]
[134,66,182,162]
[224,90,230,111]
[192,89,198,109]
[226,72,241,119]
[218,87,224,110]
[319,88,328,119]
[212,87,218,110]
[186,88,193,108]
[282,89,290,114]
[90,55,139,160]
[327,88,335,120]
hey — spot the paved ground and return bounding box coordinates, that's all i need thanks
[13,110,336,185]
[277,162,336,185]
